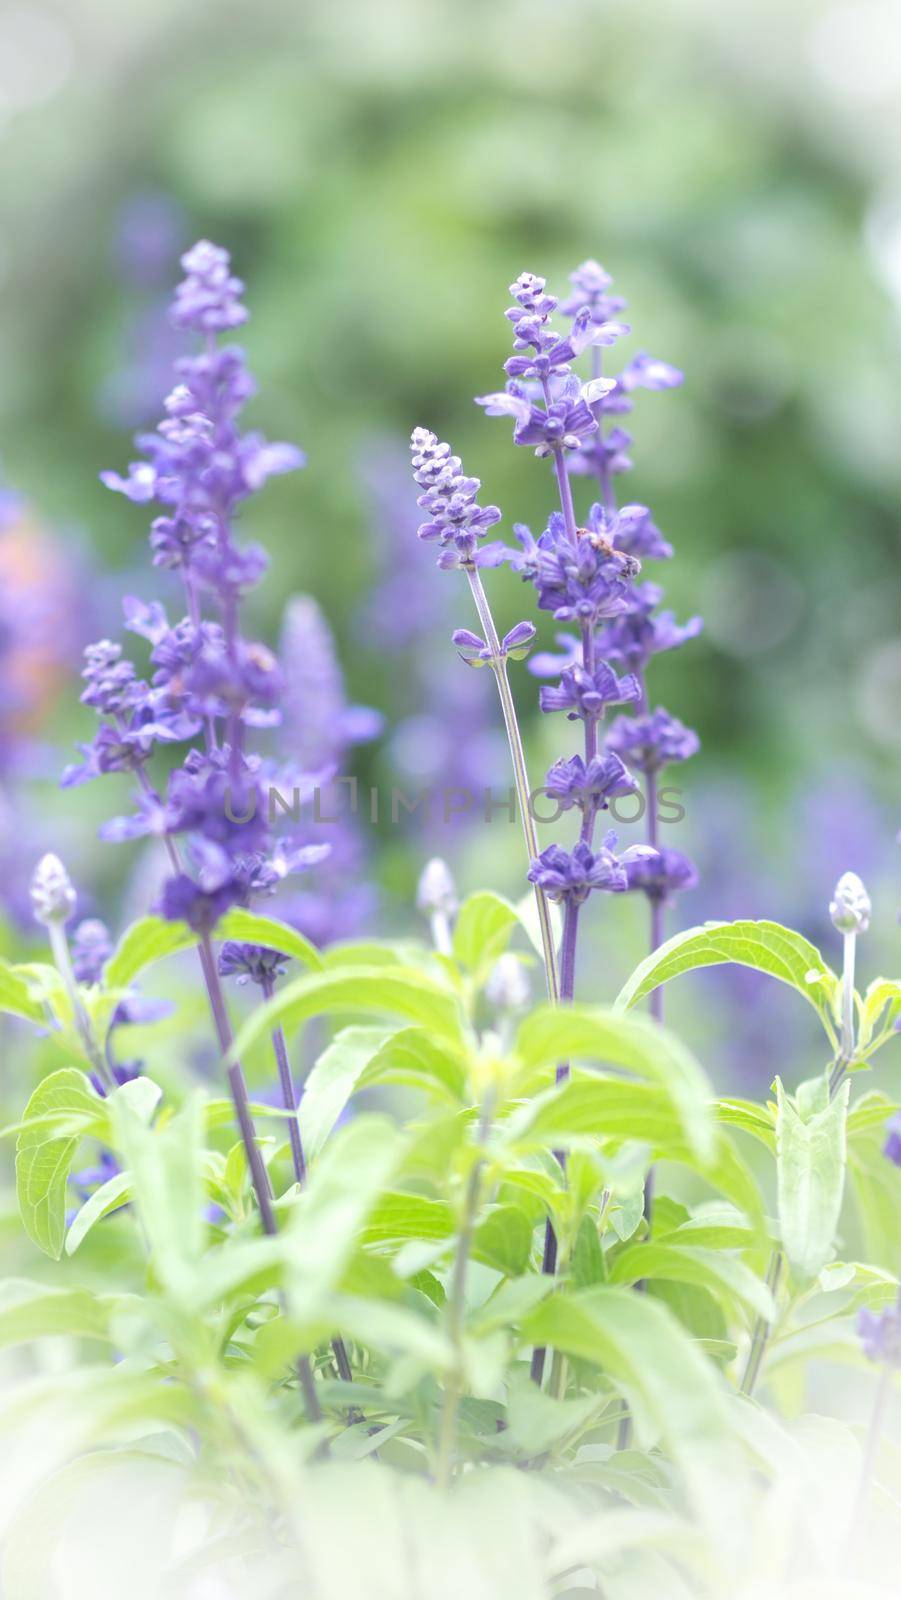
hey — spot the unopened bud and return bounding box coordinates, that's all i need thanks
[485,952,531,1013]
[829,871,871,935]
[416,857,458,920]
[30,854,77,927]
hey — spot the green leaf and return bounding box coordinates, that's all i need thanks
[775,1074,849,1281]
[299,1025,397,1160]
[357,1027,467,1103]
[281,1117,405,1309]
[215,908,324,972]
[230,966,467,1065]
[451,891,519,976]
[522,1287,744,1543]
[616,920,840,1039]
[571,1215,607,1288]
[512,1008,715,1162]
[104,909,324,994]
[471,1204,533,1276]
[103,916,198,989]
[715,1097,776,1151]
[65,1171,132,1255]
[859,979,901,1055]
[0,1279,125,1346]
[506,1076,682,1151]
[608,1241,776,1321]
[506,1077,762,1223]
[109,1091,206,1300]
[505,1375,603,1453]
[359,1191,453,1247]
[847,1091,901,1273]
[15,1069,109,1259]
[0,960,46,1024]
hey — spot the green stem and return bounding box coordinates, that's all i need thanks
[435,1095,494,1489]
[48,922,114,1091]
[464,565,559,1004]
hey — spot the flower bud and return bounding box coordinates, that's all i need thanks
[416,857,458,920]
[829,871,871,935]
[30,854,77,927]
[484,953,531,1013]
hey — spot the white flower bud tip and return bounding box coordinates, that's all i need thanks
[484,952,531,1013]
[416,857,458,919]
[30,854,77,927]
[829,871,871,935]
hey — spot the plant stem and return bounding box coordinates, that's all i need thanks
[197,932,322,1426]
[435,1094,494,1489]
[259,975,355,1392]
[739,1251,782,1396]
[464,565,559,1004]
[260,973,307,1187]
[48,921,115,1092]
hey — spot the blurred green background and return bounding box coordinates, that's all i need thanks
[0,0,899,1086]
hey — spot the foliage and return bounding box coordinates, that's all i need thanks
[0,886,899,1595]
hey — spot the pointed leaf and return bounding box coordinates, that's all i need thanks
[776,1074,849,1281]
[616,920,840,1038]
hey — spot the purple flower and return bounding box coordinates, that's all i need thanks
[594,583,703,674]
[623,847,699,905]
[218,942,290,986]
[410,428,502,566]
[606,707,700,774]
[858,1305,901,1366]
[544,752,638,813]
[451,620,536,667]
[539,661,641,722]
[559,259,628,324]
[89,1058,143,1100]
[883,1113,901,1167]
[71,919,113,984]
[170,240,249,335]
[589,501,673,562]
[528,832,654,905]
[518,512,637,624]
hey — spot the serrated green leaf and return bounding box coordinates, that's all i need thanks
[15,1069,110,1259]
[512,1006,715,1162]
[451,891,519,976]
[775,1074,849,1281]
[615,920,840,1040]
